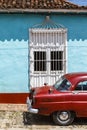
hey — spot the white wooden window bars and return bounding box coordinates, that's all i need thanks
[29,16,67,87]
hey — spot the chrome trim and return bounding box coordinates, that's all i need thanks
[26,97,39,114]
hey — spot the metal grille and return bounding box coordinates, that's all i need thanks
[29,17,67,87]
[34,51,46,71]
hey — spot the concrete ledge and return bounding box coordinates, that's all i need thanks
[0,104,27,111]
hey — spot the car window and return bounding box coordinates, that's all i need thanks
[54,77,71,91]
[75,81,87,91]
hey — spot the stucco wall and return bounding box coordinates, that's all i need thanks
[0,13,87,92]
[0,40,28,93]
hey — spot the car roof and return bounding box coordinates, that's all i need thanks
[64,72,87,84]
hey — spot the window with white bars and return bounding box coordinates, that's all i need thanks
[51,51,63,71]
[34,51,46,71]
[33,51,63,72]
[29,28,67,87]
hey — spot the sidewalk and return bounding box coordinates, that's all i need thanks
[0,104,87,130]
[0,127,86,130]
[0,104,27,111]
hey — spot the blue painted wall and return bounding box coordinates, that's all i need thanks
[0,13,87,92]
[0,14,86,41]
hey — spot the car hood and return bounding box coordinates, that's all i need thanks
[31,85,55,95]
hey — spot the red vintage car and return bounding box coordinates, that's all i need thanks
[27,72,87,125]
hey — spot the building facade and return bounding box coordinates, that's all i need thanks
[0,0,87,103]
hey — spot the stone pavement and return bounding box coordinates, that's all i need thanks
[0,127,87,130]
[0,104,87,130]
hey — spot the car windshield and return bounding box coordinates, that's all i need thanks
[53,77,71,91]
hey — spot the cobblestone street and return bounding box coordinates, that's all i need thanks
[0,104,87,130]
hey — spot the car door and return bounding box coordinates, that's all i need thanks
[71,80,87,117]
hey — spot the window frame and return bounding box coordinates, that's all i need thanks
[29,28,67,87]
[34,51,47,72]
[75,80,87,91]
[50,50,63,71]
